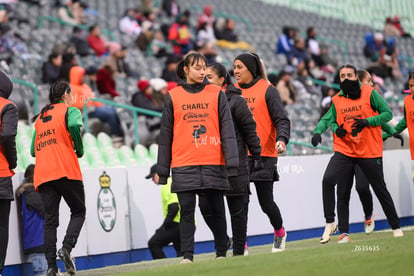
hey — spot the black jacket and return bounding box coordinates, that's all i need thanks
[238,77,290,181]
[0,70,17,173]
[225,85,261,195]
[157,81,239,193]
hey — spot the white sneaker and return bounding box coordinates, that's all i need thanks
[180,258,193,264]
[393,228,404,237]
[364,217,375,234]
[272,232,287,253]
[320,222,337,244]
[244,242,248,256]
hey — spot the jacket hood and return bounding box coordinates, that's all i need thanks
[69,66,86,86]
[225,84,242,99]
[0,70,13,99]
[177,78,207,93]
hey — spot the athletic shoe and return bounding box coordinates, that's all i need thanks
[364,217,375,234]
[227,237,233,250]
[393,228,404,237]
[216,256,226,260]
[272,232,287,253]
[338,233,350,243]
[46,268,64,276]
[58,248,76,275]
[244,242,248,256]
[179,258,193,264]
[320,222,337,244]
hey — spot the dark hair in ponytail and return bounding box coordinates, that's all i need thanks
[207,63,233,86]
[176,52,208,81]
[32,79,70,122]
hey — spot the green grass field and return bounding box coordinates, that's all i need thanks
[77,227,414,276]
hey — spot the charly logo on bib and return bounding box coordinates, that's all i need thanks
[97,171,116,232]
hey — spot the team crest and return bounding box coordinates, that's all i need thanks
[97,171,117,232]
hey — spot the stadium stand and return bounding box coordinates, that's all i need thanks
[2,0,413,172]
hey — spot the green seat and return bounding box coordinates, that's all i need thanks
[97,132,113,148]
[118,145,137,166]
[134,144,149,162]
[148,143,158,163]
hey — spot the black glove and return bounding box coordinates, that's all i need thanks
[253,158,264,171]
[311,134,322,147]
[352,119,369,131]
[158,176,168,185]
[393,133,404,147]
[335,124,347,138]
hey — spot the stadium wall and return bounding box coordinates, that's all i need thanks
[4,149,414,274]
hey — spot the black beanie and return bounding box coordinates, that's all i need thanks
[0,70,13,99]
[234,53,259,77]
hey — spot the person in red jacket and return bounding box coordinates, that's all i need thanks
[96,64,120,98]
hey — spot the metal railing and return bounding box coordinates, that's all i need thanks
[38,16,116,41]
[11,78,39,114]
[83,98,162,145]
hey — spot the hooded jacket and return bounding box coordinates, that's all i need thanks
[157,80,239,193]
[225,84,261,195]
[69,66,103,110]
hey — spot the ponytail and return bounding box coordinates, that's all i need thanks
[32,79,70,123]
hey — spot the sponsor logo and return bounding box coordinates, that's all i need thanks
[97,171,116,232]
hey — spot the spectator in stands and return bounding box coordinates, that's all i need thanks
[194,41,218,65]
[305,27,335,73]
[41,53,63,84]
[215,19,254,51]
[161,54,180,82]
[384,17,401,37]
[276,26,295,56]
[150,77,168,107]
[96,64,120,98]
[58,49,77,82]
[276,67,297,105]
[196,21,216,46]
[69,26,92,57]
[287,37,311,68]
[136,21,154,53]
[148,29,171,58]
[119,8,141,38]
[146,164,182,259]
[294,61,320,96]
[392,15,411,38]
[84,65,97,91]
[0,69,17,276]
[105,44,140,78]
[58,0,86,26]
[69,66,124,138]
[15,164,48,276]
[168,10,192,56]
[131,79,163,113]
[87,24,121,57]
[161,0,180,18]
[197,5,214,29]
[140,0,158,14]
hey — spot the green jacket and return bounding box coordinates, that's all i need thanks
[314,89,394,135]
[383,95,413,139]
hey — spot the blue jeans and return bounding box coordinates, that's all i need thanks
[89,106,123,136]
[29,253,47,276]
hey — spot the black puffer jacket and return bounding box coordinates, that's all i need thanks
[0,70,17,199]
[238,77,291,182]
[225,85,261,195]
[157,82,239,193]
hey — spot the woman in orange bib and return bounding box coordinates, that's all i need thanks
[31,80,85,276]
[233,52,291,253]
[157,53,239,263]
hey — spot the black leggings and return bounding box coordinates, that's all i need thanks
[199,194,247,255]
[0,199,11,274]
[148,222,181,259]
[38,178,86,268]
[178,190,227,260]
[252,181,283,231]
[323,156,374,223]
[327,152,400,233]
